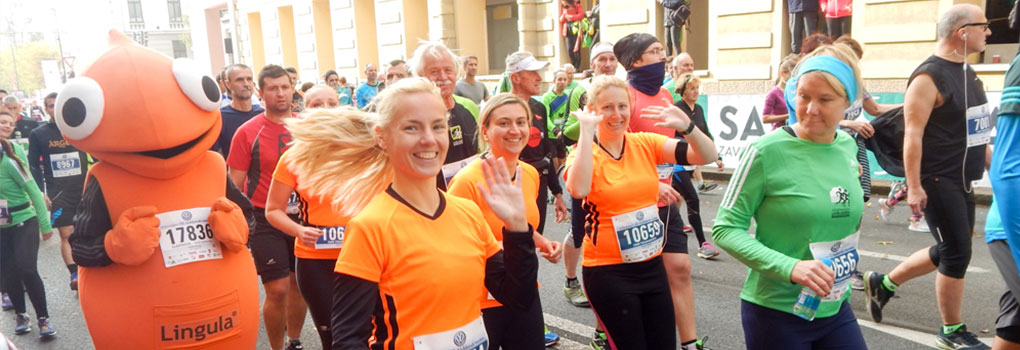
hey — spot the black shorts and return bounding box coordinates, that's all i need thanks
[251,210,297,283]
[51,205,77,228]
[660,204,688,254]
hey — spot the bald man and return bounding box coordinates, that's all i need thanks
[354,64,379,109]
[863,5,992,350]
[664,53,695,104]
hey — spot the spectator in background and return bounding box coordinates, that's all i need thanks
[762,54,799,130]
[559,0,585,68]
[284,66,299,86]
[801,32,834,55]
[454,55,491,105]
[788,0,820,54]
[216,64,265,159]
[658,0,687,57]
[385,59,411,87]
[355,64,380,109]
[821,0,853,39]
[665,53,695,104]
[323,70,353,106]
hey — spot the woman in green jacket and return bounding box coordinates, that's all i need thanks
[0,110,56,337]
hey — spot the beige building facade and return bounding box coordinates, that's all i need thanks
[188,0,1014,91]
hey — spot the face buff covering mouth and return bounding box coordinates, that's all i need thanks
[628,61,667,96]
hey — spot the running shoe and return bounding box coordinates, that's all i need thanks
[1,294,11,311]
[935,324,989,350]
[37,317,55,337]
[698,183,719,193]
[14,313,30,335]
[909,217,930,233]
[69,273,78,291]
[864,271,894,323]
[285,339,304,350]
[851,271,865,291]
[563,279,590,307]
[545,325,559,347]
[879,199,893,222]
[697,242,720,259]
[590,330,609,350]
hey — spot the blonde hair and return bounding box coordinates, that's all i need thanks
[674,73,701,97]
[284,77,443,217]
[585,75,630,109]
[776,54,799,86]
[794,43,863,106]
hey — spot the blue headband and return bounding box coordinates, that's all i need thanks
[784,56,858,124]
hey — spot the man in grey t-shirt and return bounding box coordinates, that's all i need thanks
[454,55,490,105]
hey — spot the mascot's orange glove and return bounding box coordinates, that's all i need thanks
[208,197,249,253]
[104,206,162,265]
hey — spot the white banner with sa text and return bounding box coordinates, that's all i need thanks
[705,94,771,168]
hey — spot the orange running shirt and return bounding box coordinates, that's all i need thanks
[447,157,541,309]
[334,188,501,350]
[272,149,350,260]
[566,132,668,267]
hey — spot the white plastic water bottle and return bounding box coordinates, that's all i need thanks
[792,257,833,321]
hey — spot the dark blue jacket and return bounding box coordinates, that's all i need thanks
[788,0,819,13]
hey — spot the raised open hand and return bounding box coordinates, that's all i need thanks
[478,156,529,233]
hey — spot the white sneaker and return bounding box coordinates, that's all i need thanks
[879,199,893,222]
[908,217,930,233]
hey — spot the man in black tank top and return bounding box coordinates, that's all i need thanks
[862,5,992,350]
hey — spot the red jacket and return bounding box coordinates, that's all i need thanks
[559,0,584,37]
[820,0,851,18]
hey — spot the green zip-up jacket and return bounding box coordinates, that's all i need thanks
[713,128,863,318]
[1,142,52,232]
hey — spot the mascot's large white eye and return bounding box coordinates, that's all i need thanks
[172,58,221,111]
[55,77,105,140]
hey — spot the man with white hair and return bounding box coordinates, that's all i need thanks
[664,53,694,104]
[863,4,992,350]
[4,95,36,141]
[409,41,480,189]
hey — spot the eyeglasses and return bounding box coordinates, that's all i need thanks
[960,22,990,31]
[643,47,664,57]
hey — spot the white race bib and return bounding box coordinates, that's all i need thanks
[50,152,82,178]
[612,205,665,263]
[656,164,673,181]
[0,200,9,225]
[412,316,488,350]
[441,154,481,186]
[809,232,860,302]
[286,191,300,215]
[967,103,993,147]
[157,208,223,268]
[315,226,345,250]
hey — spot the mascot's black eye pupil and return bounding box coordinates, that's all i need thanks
[202,76,219,102]
[62,98,87,127]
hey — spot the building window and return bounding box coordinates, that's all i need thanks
[172,40,188,58]
[167,0,183,24]
[981,1,1019,64]
[127,0,144,24]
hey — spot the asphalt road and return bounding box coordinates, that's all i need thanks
[0,184,1007,350]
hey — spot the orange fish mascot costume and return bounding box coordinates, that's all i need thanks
[57,30,259,348]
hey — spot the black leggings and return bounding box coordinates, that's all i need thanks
[583,257,676,349]
[672,171,707,244]
[922,177,976,279]
[565,30,581,68]
[481,297,545,349]
[296,257,340,348]
[0,218,48,317]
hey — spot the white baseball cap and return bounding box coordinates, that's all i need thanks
[506,53,550,74]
